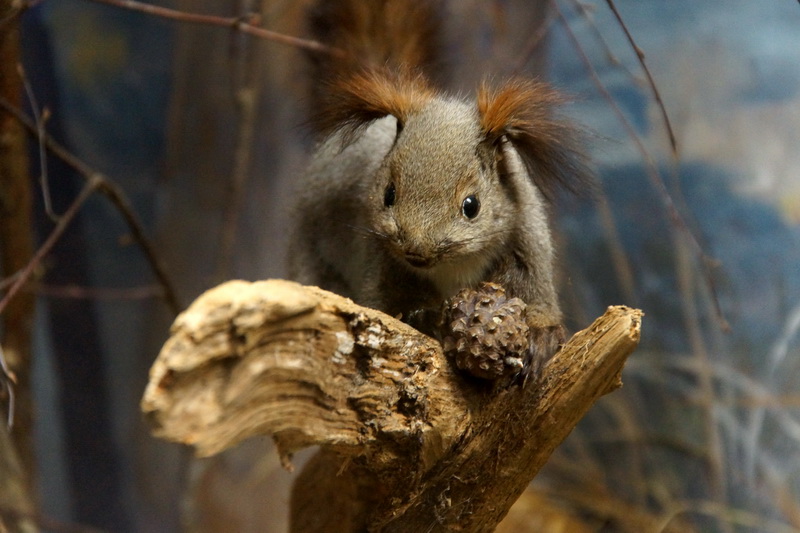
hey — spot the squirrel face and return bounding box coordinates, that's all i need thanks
[368,102,514,295]
[311,70,589,298]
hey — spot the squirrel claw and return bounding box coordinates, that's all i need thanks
[521,324,566,385]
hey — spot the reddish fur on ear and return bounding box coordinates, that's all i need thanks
[314,68,436,141]
[478,78,590,198]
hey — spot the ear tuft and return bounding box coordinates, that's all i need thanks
[314,68,436,142]
[308,0,442,82]
[477,78,592,199]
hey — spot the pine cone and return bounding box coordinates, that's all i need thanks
[441,282,530,380]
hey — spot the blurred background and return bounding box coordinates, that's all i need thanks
[2,0,800,531]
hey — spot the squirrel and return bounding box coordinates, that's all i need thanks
[288,0,589,376]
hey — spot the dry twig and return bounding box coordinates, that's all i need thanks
[603,0,677,155]
[85,0,343,57]
[0,96,182,316]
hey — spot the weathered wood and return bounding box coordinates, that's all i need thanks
[142,279,642,532]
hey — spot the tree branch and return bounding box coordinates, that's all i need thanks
[84,0,344,57]
[0,95,182,316]
[142,279,642,532]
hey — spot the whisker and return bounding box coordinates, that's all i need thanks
[343,223,391,241]
[440,227,511,250]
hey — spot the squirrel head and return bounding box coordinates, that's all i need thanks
[314,69,590,292]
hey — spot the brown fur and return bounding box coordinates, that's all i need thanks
[478,78,590,198]
[308,0,443,113]
[313,68,436,142]
[309,0,440,70]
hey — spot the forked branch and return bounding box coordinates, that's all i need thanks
[142,279,641,532]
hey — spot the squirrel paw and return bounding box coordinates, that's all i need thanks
[405,307,443,338]
[523,323,566,384]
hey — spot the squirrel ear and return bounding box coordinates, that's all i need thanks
[477,78,591,199]
[314,68,435,143]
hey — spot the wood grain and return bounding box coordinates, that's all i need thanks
[142,279,642,532]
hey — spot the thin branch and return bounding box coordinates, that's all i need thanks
[83,0,345,58]
[596,191,638,306]
[674,229,729,519]
[95,179,182,314]
[553,1,729,332]
[512,7,557,73]
[570,0,642,84]
[0,178,97,317]
[603,0,677,157]
[0,96,182,316]
[18,64,56,221]
[30,283,164,300]
[0,271,21,292]
[215,0,261,281]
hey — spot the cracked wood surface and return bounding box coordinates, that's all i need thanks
[142,279,642,532]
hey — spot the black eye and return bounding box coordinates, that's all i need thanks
[384,182,396,207]
[461,195,480,219]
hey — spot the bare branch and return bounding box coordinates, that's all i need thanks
[570,0,643,84]
[83,0,345,58]
[512,7,556,73]
[603,0,678,156]
[142,279,642,532]
[0,179,97,317]
[0,96,182,316]
[215,2,261,281]
[18,63,56,221]
[29,283,164,300]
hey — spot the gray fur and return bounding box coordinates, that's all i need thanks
[288,97,561,325]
